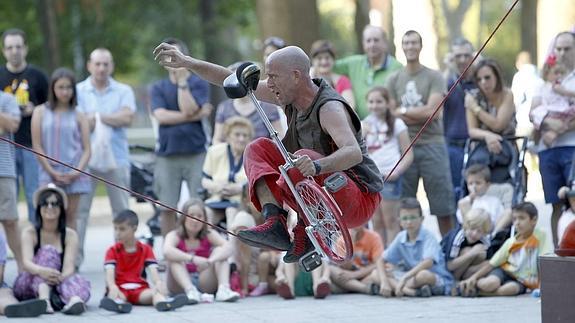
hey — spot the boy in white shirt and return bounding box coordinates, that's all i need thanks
[457,164,512,234]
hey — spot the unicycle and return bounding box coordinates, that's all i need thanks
[223,63,353,271]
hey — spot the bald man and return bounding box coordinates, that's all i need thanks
[333,25,403,119]
[75,48,136,268]
[154,43,383,263]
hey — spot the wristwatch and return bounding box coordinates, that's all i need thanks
[398,107,408,115]
[313,160,322,176]
[178,84,188,90]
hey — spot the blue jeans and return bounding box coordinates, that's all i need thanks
[15,147,39,223]
[447,143,465,201]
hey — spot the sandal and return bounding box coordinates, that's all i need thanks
[62,300,86,315]
[276,281,294,300]
[415,285,432,297]
[100,297,132,314]
[4,299,47,318]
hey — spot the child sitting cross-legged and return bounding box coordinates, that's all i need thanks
[378,198,454,297]
[441,208,492,296]
[100,210,187,313]
[458,202,552,296]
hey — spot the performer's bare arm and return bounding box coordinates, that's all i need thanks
[153,42,277,104]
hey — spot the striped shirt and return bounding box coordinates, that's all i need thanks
[0,92,20,178]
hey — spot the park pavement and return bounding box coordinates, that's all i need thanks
[2,173,549,323]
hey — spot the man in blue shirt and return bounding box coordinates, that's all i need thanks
[150,38,212,236]
[443,38,477,201]
[76,48,137,268]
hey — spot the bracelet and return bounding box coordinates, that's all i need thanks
[178,84,188,90]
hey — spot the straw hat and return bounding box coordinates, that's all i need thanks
[33,183,68,209]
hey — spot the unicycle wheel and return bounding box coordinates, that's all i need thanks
[295,179,352,263]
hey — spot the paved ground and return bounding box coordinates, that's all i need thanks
[2,165,549,322]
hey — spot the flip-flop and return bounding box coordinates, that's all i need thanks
[314,282,331,299]
[4,299,47,318]
[276,281,294,300]
[99,297,132,314]
[62,301,86,315]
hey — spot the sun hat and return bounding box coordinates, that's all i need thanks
[33,183,68,209]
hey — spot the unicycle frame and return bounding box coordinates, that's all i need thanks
[245,89,348,262]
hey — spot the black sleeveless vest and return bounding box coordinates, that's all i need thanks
[281,79,383,193]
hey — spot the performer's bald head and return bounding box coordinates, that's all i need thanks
[266,46,311,77]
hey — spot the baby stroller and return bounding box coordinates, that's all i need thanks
[459,136,529,206]
[129,145,161,244]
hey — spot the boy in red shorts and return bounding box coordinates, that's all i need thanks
[100,210,187,313]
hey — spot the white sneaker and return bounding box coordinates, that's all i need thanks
[186,287,201,305]
[215,286,240,302]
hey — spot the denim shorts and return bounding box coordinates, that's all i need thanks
[380,177,402,200]
[538,146,575,204]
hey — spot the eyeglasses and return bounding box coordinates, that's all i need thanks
[476,75,492,82]
[41,201,60,208]
[400,214,421,222]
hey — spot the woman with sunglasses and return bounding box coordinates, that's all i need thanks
[464,59,516,154]
[12,184,91,315]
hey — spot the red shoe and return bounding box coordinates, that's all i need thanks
[276,281,294,300]
[237,204,291,251]
[314,281,331,299]
[283,222,314,263]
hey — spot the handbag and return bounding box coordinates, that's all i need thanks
[88,113,117,172]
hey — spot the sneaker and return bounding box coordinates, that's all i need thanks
[237,204,291,251]
[249,282,269,297]
[186,287,201,305]
[99,297,132,314]
[415,285,432,297]
[215,286,240,302]
[4,299,47,318]
[283,223,314,263]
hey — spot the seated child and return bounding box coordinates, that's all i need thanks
[457,164,511,234]
[329,226,383,295]
[0,232,47,318]
[275,258,331,300]
[249,250,281,297]
[441,208,491,295]
[100,210,187,313]
[458,202,552,296]
[379,198,454,297]
[163,199,240,303]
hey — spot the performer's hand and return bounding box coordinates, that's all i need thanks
[293,155,316,177]
[153,43,189,69]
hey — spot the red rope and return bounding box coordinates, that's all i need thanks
[0,135,237,237]
[385,0,520,183]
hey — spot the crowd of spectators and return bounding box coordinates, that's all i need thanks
[0,23,574,317]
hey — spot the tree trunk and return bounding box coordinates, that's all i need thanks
[354,0,370,53]
[520,0,538,64]
[37,0,61,72]
[537,0,575,65]
[255,0,320,52]
[440,0,472,43]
